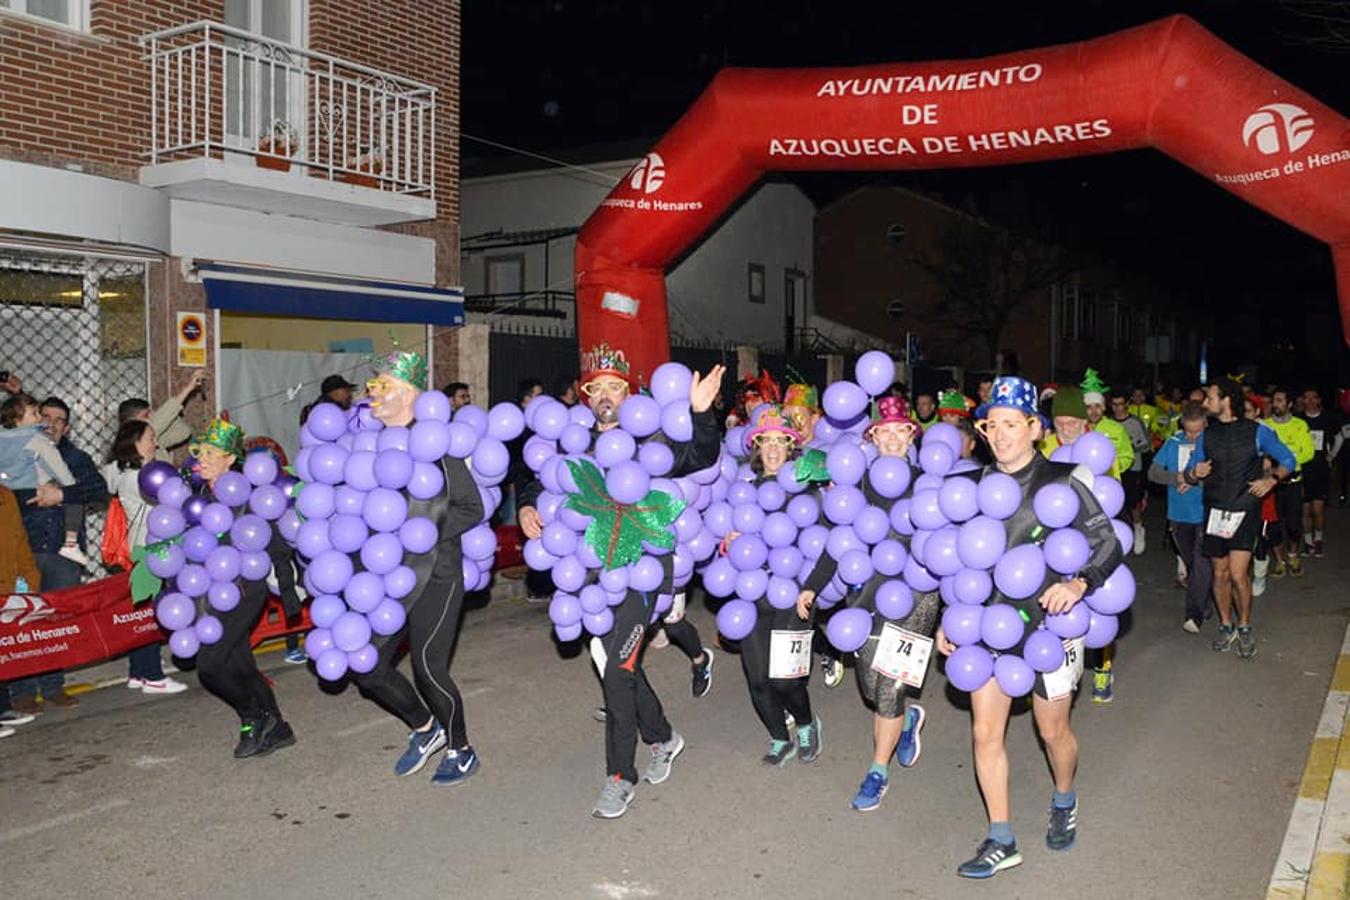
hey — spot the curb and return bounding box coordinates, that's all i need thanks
[1268,623,1350,899]
[61,637,295,698]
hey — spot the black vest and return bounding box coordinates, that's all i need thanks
[1201,418,1263,513]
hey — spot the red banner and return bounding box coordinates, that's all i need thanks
[0,574,162,680]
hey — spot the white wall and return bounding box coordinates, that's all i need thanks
[461,161,815,351]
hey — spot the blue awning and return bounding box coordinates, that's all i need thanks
[198,263,464,326]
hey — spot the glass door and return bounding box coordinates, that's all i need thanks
[223,0,306,161]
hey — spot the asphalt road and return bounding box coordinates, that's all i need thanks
[3,507,1347,900]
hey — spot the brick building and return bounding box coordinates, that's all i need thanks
[0,0,463,470]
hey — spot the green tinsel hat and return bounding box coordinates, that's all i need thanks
[372,347,428,391]
[1079,368,1109,405]
[937,389,971,418]
[190,414,245,458]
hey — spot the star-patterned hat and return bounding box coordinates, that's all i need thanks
[984,376,1040,418]
[580,341,637,390]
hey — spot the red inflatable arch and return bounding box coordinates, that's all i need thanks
[574,15,1350,381]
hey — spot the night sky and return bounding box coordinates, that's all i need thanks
[463,0,1350,381]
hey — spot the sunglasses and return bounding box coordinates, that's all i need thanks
[581,380,629,398]
[752,433,795,448]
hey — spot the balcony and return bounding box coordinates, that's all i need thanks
[139,22,436,227]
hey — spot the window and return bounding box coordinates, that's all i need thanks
[1114,305,1134,348]
[0,0,88,30]
[748,263,765,304]
[224,0,306,146]
[486,255,524,297]
[1076,288,1097,341]
[886,223,907,245]
[1059,285,1077,339]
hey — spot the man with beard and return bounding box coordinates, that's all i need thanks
[913,392,938,431]
[1298,387,1338,558]
[517,343,725,818]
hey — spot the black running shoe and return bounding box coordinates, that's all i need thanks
[956,838,1023,879]
[691,648,714,698]
[233,718,265,759]
[1046,801,1078,851]
[234,712,295,759]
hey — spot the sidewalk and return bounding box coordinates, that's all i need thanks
[1269,623,1350,899]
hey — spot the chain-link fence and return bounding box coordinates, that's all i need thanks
[0,249,150,577]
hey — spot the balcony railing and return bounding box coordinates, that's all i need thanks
[142,21,435,198]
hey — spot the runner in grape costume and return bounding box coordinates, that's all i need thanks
[517,343,726,819]
[795,396,942,810]
[935,376,1124,879]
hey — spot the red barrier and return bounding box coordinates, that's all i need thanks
[0,575,311,681]
[575,15,1350,378]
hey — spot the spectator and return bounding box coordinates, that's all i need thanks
[553,375,579,407]
[1,392,85,568]
[103,421,188,695]
[0,484,40,734]
[444,382,471,411]
[299,373,358,426]
[117,370,207,462]
[913,392,938,430]
[6,392,107,714]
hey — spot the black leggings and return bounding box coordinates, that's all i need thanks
[661,616,704,663]
[354,573,469,748]
[1273,481,1304,549]
[739,604,813,742]
[197,580,281,722]
[600,591,672,783]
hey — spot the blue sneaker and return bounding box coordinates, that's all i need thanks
[850,770,889,811]
[431,746,480,786]
[956,838,1023,879]
[896,704,926,768]
[283,647,307,665]
[394,725,447,777]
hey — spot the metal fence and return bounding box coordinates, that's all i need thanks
[0,250,150,576]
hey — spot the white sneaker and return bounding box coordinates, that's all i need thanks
[1252,575,1267,598]
[59,543,95,571]
[1182,619,1201,634]
[0,710,35,726]
[126,677,145,690]
[0,725,13,739]
[1133,524,1146,555]
[140,677,188,695]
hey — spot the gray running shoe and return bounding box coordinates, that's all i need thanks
[1211,623,1236,653]
[643,731,685,785]
[1236,626,1257,660]
[761,740,797,767]
[592,777,636,819]
[797,715,824,764]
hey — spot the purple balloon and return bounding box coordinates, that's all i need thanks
[874,579,915,620]
[889,498,915,536]
[946,645,995,692]
[753,480,784,512]
[822,484,865,526]
[146,504,187,541]
[909,489,947,531]
[1033,483,1081,529]
[716,598,757,640]
[549,592,584,628]
[239,550,270,581]
[549,553,586,591]
[555,423,588,456]
[980,603,1026,650]
[155,592,195,630]
[977,472,1021,520]
[605,460,652,506]
[323,514,363,555]
[204,545,241,583]
[826,607,873,653]
[400,461,442,501]
[371,449,413,491]
[137,461,179,503]
[729,480,757,506]
[1111,518,1134,555]
[855,350,896,396]
[347,643,380,674]
[307,444,348,487]
[702,556,738,598]
[1092,476,1126,518]
[851,505,889,545]
[618,394,662,438]
[1045,603,1091,639]
[836,548,873,585]
[913,473,945,495]
[1071,431,1117,476]
[763,544,800,577]
[782,495,816,530]
[182,525,219,562]
[1044,528,1092,576]
[350,431,379,454]
[554,622,584,642]
[376,425,411,454]
[363,488,408,533]
[470,438,510,481]
[207,580,241,613]
[994,654,1035,697]
[168,628,200,659]
[229,514,271,553]
[146,543,186,580]
[399,516,438,554]
[305,627,336,658]
[294,447,314,482]
[369,597,408,636]
[193,614,223,645]
[822,381,869,421]
[242,451,279,487]
[332,611,373,653]
[994,544,1047,600]
[826,442,867,487]
[342,450,378,492]
[918,441,956,477]
[924,423,965,458]
[903,555,940,592]
[309,550,354,595]
[735,568,768,601]
[247,483,288,521]
[384,565,416,600]
[826,525,863,562]
[176,564,210,598]
[309,593,346,628]
[1024,629,1067,673]
[867,455,912,500]
[651,362,693,406]
[732,501,766,535]
[296,483,335,521]
[956,515,1007,570]
[446,422,479,459]
[660,402,694,442]
[583,608,616,636]
[182,493,209,527]
[307,403,348,441]
[414,389,452,424]
[1085,612,1120,648]
[938,476,980,523]
[487,402,526,443]
[577,584,607,616]
[629,555,665,592]
[529,399,568,441]
[315,647,349,682]
[1084,564,1136,615]
[157,478,192,510]
[762,511,800,549]
[1051,444,1074,463]
[941,603,983,646]
[726,534,768,573]
[952,567,993,605]
[923,527,964,577]
[871,539,908,577]
[356,532,401,577]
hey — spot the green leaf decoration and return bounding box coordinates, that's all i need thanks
[129,545,163,604]
[795,447,830,484]
[563,458,686,570]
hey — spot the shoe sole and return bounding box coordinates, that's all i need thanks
[396,730,448,777]
[257,731,297,757]
[592,800,633,819]
[898,706,925,768]
[763,747,798,767]
[1047,836,1077,852]
[644,735,685,785]
[958,854,1024,879]
[851,783,888,811]
[431,756,480,786]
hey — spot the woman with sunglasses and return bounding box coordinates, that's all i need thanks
[795,396,940,810]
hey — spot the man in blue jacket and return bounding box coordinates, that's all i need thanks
[1150,402,1210,633]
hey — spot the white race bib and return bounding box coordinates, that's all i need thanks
[1041,638,1086,701]
[1176,444,1193,471]
[769,630,813,679]
[870,623,933,689]
[1312,431,1325,452]
[1206,508,1246,539]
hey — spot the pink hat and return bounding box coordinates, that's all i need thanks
[865,395,917,437]
[744,405,803,451]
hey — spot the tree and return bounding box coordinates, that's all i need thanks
[911,218,1069,368]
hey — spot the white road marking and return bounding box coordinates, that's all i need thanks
[593,882,658,899]
[130,755,178,769]
[0,799,132,845]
